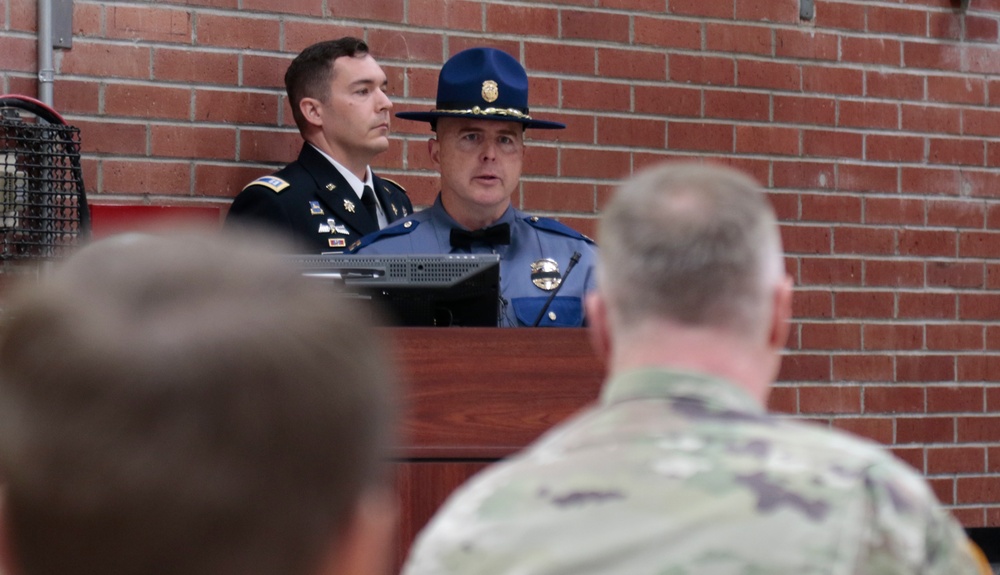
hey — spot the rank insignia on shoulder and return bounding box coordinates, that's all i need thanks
[309,201,324,215]
[391,204,398,217]
[245,175,290,193]
[328,238,347,248]
[344,199,356,213]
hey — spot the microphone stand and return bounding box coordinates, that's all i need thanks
[532,251,582,327]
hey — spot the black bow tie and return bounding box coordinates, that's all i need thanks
[450,223,511,249]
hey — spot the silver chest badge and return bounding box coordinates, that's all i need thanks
[531,258,561,291]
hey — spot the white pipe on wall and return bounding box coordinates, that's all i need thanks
[37,0,54,105]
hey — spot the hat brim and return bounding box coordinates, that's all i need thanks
[395,110,565,130]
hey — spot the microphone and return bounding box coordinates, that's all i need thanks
[532,251,582,327]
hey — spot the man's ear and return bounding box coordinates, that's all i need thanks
[298,98,324,128]
[768,275,794,351]
[317,488,396,575]
[427,137,441,169]
[585,292,612,364]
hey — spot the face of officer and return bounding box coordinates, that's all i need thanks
[300,53,392,178]
[430,117,525,230]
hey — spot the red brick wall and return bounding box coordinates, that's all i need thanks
[4,0,1000,526]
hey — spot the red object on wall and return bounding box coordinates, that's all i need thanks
[88,204,223,239]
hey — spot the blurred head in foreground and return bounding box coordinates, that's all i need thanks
[590,161,791,401]
[0,231,396,575]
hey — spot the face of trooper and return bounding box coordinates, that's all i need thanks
[431,117,525,228]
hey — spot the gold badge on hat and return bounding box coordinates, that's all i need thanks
[344,199,356,213]
[531,258,562,291]
[482,80,499,103]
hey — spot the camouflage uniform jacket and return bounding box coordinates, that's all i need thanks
[402,368,986,575]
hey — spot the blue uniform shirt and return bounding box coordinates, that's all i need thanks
[351,195,597,327]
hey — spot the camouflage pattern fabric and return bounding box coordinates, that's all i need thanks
[403,368,987,575]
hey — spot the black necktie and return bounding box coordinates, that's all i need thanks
[360,185,379,227]
[450,223,511,249]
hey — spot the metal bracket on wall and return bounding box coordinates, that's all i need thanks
[52,0,73,49]
[800,0,815,21]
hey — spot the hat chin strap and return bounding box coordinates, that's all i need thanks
[431,106,532,120]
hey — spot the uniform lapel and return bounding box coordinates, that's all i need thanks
[372,176,403,224]
[297,144,379,236]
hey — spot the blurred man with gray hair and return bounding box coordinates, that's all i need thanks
[401,162,989,574]
[0,232,397,575]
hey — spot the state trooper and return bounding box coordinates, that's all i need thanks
[351,47,597,327]
[226,37,412,253]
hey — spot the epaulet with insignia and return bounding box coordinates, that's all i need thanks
[379,176,408,194]
[348,219,420,253]
[523,216,595,244]
[243,175,290,193]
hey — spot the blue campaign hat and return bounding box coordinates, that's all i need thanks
[396,47,565,130]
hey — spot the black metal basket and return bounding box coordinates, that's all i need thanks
[0,95,89,271]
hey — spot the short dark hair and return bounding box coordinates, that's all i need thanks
[0,231,395,575]
[285,37,370,132]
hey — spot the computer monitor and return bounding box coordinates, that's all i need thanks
[290,253,501,327]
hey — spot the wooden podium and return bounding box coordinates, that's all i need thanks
[386,327,606,570]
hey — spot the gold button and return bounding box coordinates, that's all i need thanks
[548,311,557,321]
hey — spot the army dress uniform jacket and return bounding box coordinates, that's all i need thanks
[402,367,989,575]
[225,143,412,253]
[351,195,597,327]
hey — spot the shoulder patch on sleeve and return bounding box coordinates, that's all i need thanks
[349,220,420,253]
[523,216,595,244]
[243,176,290,194]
